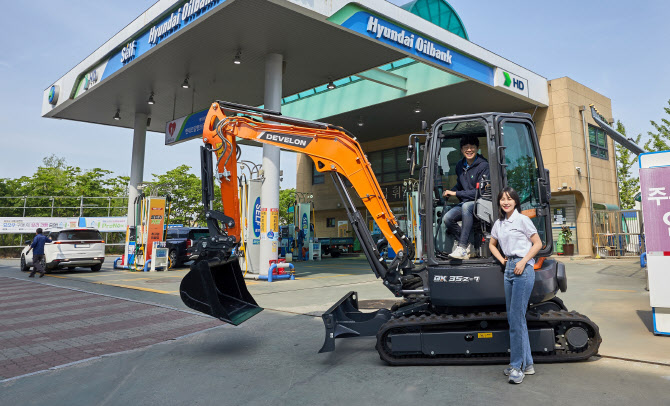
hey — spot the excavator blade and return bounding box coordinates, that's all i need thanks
[180,256,262,325]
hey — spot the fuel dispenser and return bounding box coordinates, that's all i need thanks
[239,177,263,275]
[114,191,171,272]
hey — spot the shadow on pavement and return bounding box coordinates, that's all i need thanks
[636,309,654,333]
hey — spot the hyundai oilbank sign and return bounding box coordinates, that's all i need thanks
[337,11,494,85]
[70,0,225,101]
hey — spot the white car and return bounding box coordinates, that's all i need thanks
[20,228,106,273]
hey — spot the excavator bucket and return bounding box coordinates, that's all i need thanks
[180,256,263,326]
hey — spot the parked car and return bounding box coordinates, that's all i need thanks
[165,227,209,267]
[20,228,106,273]
[317,237,354,257]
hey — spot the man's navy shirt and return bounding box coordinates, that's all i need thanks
[30,234,52,255]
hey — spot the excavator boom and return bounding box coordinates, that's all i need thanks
[180,101,414,326]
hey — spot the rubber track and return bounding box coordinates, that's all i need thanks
[375,310,602,366]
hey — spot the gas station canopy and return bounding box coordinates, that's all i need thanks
[42,0,549,139]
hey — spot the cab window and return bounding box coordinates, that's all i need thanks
[433,120,491,259]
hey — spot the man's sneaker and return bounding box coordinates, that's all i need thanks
[504,365,535,376]
[508,368,524,384]
[448,246,469,260]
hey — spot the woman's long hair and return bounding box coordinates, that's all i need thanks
[497,187,521,220]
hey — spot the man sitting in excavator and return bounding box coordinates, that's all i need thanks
[442,135,490,259]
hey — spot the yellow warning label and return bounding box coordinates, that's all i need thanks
[478,332,493,339]
[260,209,267,233]
[270,208,278,233]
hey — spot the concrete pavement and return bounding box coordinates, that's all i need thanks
[0,256,668,405]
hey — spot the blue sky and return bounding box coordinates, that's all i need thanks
[1,0,668,187]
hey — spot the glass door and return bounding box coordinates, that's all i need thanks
[499,119,552,255]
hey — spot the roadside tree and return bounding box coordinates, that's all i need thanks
[615,121,642,209]
[644,99,670,152]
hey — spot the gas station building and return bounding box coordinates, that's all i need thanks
[42,0,620,257]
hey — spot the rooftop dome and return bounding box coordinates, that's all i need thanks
[400,0,469,40]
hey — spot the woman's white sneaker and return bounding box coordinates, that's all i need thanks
[504,365,535,376]
[508,368,524,384]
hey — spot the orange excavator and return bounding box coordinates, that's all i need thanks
[179,101,601,365]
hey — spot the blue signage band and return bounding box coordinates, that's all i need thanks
[340,11,494,86]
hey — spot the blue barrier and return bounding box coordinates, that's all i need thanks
[257,262,296,282]
[113,256,131,270]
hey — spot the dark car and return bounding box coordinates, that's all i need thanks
[165,227,209,267]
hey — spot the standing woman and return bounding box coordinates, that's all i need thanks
[489,187,542,384]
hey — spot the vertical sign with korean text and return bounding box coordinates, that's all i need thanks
[640,167,670,253]
[260,208,268,240]
[146,198,166,260]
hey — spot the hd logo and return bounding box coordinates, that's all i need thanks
[503,71,524,91]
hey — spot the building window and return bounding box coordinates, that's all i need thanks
[312,162,324,184]
[588,125,608,160]
[326,218,335,227]
[368,146,412,184]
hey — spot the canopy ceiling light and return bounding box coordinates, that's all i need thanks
[327,77,335,90]
[147,92,155,105]
[181,75,190,89]
[113,109,120,121]
[414,102,422,114]
[234,49,242,65]
[357,117,364,127]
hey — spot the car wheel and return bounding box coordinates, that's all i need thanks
[168,250,179,268]
[20,255,29,272]
[90,264,102,272]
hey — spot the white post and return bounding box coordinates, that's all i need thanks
[259,53,283,275]
[127,112,147,227]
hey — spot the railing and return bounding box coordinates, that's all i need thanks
[0,196,128,254]
[593,209,645,258]
[0,196,128,217]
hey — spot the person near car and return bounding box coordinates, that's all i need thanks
[488,187,542,384]
[442,135,490,259]
[26,228,52,278]
[296,228,305,261]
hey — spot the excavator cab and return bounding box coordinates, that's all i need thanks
[421,113,561,308]
[427,114,553,261]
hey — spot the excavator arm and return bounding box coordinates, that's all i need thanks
[179,101,415,327]
[202,101,413,284]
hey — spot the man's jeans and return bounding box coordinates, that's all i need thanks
[504,257,535,369]
[442,201,475,247]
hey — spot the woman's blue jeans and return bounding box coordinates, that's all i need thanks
[504,258,535,369]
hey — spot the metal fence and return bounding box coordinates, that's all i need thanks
[0,196,129,253]
[593,209,645,258]
[0,196,128,217]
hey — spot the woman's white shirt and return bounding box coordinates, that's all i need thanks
[491,210,538,265]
